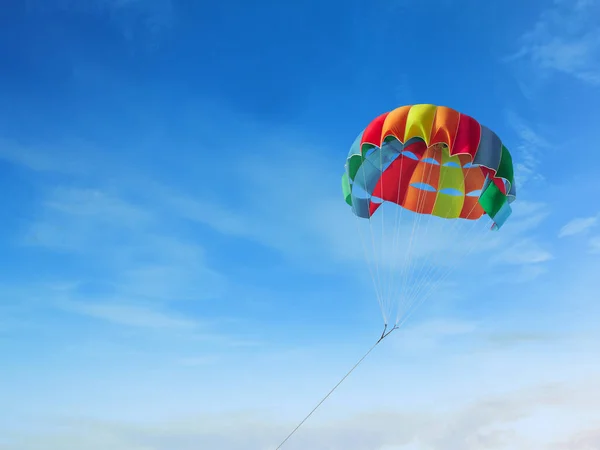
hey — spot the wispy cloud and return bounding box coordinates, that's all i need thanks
[3,177,241,357]
[24,0,175,46]
[23,185,224,299]
[558,214,599,238]
[390,317,478,352]
[506,201,551,233]
[157,189,250,237]
[505,111,551,189]
[506,0,600,85]
[511,263,549,283]
[60,299,198,330]
[493,238,553,265]
[481,201,553,283]
[485,330,557,347]
[0,139,88,174]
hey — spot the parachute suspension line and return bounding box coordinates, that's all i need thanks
[396,148,456,324]
[355,216,385,323]
[401,163,482,318]
[388,152,413,322]
[393,149,495,327]
[399,218,489,328]
[402,161,494,316]
[397,147,440,324]
[389,156,421,324]
[274,325,398,450]
[399,221,488,329]
[395,147,437,325]
[397,215,494,330]
[403,164,469,302]
[385,141,407,322]
[380,141,386,314]
[367,216,385,323]
[356,152,387,324]
[402,207,495,327]
[365,156,386,325]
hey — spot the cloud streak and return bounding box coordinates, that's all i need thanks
[60,299,198,330]
[505,111,551,189]
[558,214,599,238]
[507,0,600,85]
[0,139,88,174]
[22,185,224,298]
[25,0,176,36]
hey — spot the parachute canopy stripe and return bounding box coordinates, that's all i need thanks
[343,104,517,229]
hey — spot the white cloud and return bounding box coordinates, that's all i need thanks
[0,280,257,364]
[505,111,551,189]
[512,263,549,282]
[23,0,175,46]
[507,0,600,84]
[484,203,553,278]
[389,317,478,352]
[143,149,347,269]
[3,375,600,450]
[24,187,151,251]
[158,190,250,237]
[559,215,599,238]
[60,299,198,329]
[21,185,225,300]
[554,428,600,450]
[494,238,553,265]
[1,182,235,357]
[0,139,88,174]
[1,239,598,450]
[45,187,152,225]
[506,201,551,234]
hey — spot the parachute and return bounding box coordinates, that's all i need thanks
[342,104,516,329]
[275,104,518,449]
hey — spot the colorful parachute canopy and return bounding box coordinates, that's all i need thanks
[341,104,518,328]
[342,104,516,230]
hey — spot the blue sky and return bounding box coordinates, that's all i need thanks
[1,0,600,449]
